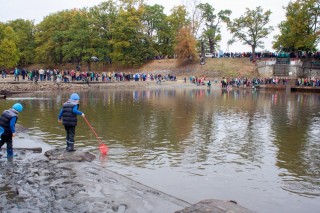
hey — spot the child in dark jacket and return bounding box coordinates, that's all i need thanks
[58,93,85,152]
[0,103,24,157]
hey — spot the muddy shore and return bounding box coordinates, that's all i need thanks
[0,132,191,212]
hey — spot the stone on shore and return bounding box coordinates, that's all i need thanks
[44,148,96,162]
[175,199,255,213]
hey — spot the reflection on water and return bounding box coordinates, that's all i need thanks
[1,88,320,213]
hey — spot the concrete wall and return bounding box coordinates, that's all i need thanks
[257,60,314,78]
[303,68,320,78]
[256,64,274,78]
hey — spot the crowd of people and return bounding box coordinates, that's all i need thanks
[295,78,320,86]
[218,76,320,88]
[0,68,178,84]
[3,67,320,88]
[219,77,290,88]
[209,51,320,60]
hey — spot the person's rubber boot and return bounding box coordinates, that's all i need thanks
[67,142,75,152]
[7,148,14,158]
[66,140,70,151]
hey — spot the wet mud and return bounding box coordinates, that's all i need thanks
[175,199,255,213]
[0,149,190,213]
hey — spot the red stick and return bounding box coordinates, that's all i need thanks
[83,116,108,154]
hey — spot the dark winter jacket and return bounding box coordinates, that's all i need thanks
[62,100,79,126]
[0,109,18,136]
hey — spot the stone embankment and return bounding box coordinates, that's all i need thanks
[0,79,111,94]
[0,78,218,97]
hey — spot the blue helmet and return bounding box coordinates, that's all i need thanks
[70,93,80,101]
[12,103,23,112]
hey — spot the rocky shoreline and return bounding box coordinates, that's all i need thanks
[0,79,223,100]
[0,78,211,94]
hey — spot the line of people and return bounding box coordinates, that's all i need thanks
[296,78,320,86]
[2,68,177,84]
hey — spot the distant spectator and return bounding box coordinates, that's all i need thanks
[39,68,45,81]
[14,68,20,81]
[1,68,6,78]
[21,68,26,80]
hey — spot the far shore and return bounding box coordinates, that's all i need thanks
[3,74,319,96]
[0,75,221,95]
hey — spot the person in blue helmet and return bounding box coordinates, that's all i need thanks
[0,103,23,157]
[58,93,85,152]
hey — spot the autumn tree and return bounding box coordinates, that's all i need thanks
[228,6,273,60]
[273,0,320,57]
[174,25,197,62]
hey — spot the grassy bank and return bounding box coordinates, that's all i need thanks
[26,58,257,78]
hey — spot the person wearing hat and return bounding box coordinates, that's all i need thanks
[0,103,23,157]
[58,93,85,152]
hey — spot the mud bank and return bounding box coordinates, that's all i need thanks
[0,156,191,213]
[0,132,191,213]
[0,130,254,213]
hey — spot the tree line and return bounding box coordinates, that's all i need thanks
[0,0,319,70]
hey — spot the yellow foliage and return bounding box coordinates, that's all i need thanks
[174,25,197,62]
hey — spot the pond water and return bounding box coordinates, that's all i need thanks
[2,88,320,213]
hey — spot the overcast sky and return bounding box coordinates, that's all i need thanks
[0,0,290,52]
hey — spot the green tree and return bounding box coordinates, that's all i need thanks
[7,19,35,66]
[89,0,118,64]
[141,4,166,58]
[34,11,71,65]
[142,4,166,38]
[0,26,19,68]
[35,9,104,69]
[61,9,102,70]
[273,0,320,57]
[228,6,273,60]
[197,3,231,54]
[109,0,155,66]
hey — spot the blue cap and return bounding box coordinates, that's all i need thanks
[12,103,23,112]
[70,93,80,100]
